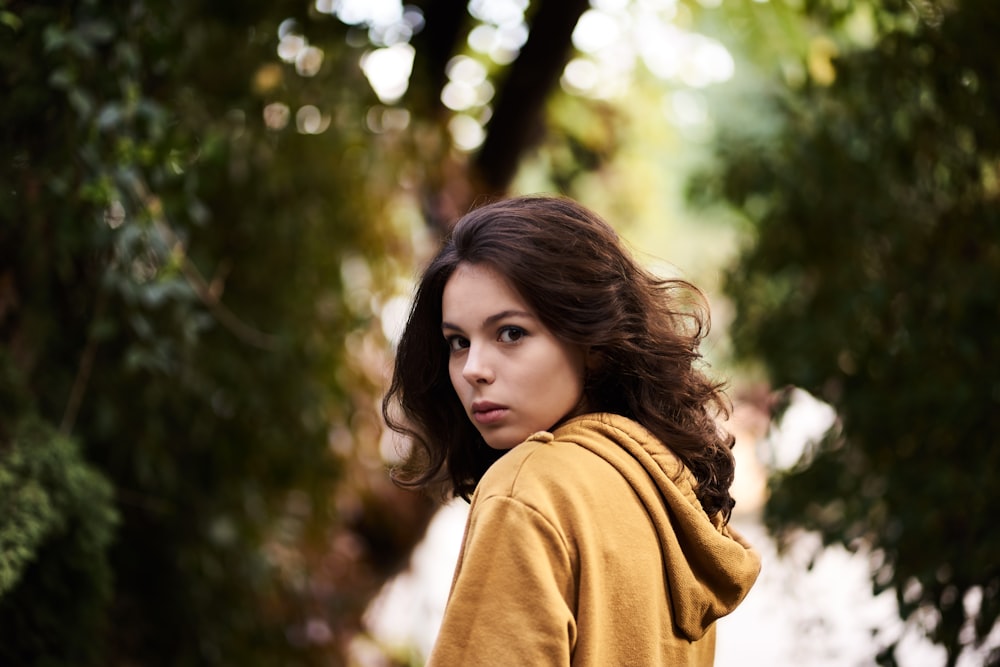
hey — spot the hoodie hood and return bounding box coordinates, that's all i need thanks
[549,413,761,640]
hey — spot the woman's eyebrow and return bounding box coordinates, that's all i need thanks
[441,309,534,332]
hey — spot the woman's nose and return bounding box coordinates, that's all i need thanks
[462,344,495,384]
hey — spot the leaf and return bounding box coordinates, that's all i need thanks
[0,11,23,31]
[95,103,123,130]
[42,24,66,52]
[75,20,115,44]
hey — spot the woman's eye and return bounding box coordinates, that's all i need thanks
[498,326,525,343]
[447,336,469,352]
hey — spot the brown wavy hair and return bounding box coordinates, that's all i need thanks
[382,195,736,522]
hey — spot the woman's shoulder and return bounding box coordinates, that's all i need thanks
[475,418,642,506]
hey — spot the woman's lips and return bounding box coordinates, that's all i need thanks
[472,402,508,425]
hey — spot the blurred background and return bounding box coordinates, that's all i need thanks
[2,0,998,665]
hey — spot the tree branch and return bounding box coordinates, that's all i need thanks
[474,0,590,193]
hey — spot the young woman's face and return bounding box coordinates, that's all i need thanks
[442,262,587,450]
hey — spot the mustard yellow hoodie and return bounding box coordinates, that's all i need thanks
[428,413,761,666]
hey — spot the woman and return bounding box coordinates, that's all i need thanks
[383,195,760,665]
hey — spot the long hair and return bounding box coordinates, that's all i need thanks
[382,195,736,522]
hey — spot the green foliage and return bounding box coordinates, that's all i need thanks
[2,0,405,664]
[0,411,118,667]
[696,0,1000,664]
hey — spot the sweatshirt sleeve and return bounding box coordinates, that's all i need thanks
[427,495,576,666]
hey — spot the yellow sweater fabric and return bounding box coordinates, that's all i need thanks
[428,413,761,666]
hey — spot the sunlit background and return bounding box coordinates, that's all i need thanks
[4,0,999,665]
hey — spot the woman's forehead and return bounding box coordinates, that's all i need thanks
[442,263,531,321]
